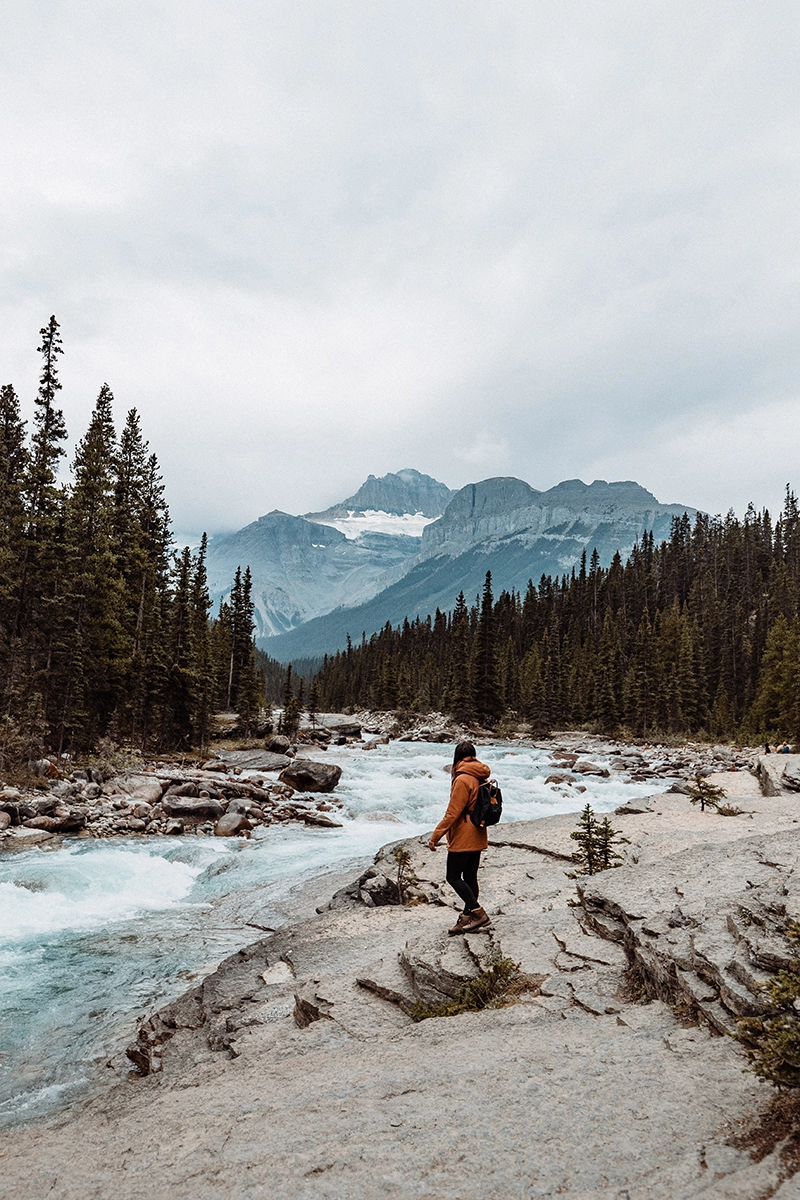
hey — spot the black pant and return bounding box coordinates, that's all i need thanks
[446,850,481,911]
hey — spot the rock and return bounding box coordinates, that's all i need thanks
[574,760,610,777]
[215,813,252,837]
[279,758,342,793]
[615,795,656,815]
[213,750,291,772]
[3,826,55,848]
[0,811,10,831]
[545,773,575,785]
[400,935,480,1006]
[325,720,362,738]
[301,812,343,828]
[164,819,184,835]
[23,814,59,831]
[126,818,147,832]
[164,781,199,798]
[125,775,165,804]
[293,983,333,1028]
[82,783,102,800]
[132,802,153,819]
[161,796,224,821]
[265,734,292,754]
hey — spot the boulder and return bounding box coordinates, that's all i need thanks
[2,826,55,849]
[164,819,184,835]
[164,781,199,798]
[0,811,10,832]
[265,734,292,755]
[161,796,224,821]
[574,760,610,777]
[215,813,252,837]
[213,749,291,772]
[545,773,575,785]
[125,775,165,804]
[23,814,59,831]
[279,759,342,794]
[0,801,20,825]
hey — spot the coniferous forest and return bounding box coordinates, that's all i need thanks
[0,317,267,763]
[314,496,800,743]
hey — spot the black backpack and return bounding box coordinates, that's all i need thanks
[469,779,503,827]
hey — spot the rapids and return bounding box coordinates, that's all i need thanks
[0,741,663,1129]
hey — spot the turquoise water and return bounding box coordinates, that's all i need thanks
[0,741,660,1128]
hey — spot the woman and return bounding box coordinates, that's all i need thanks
[428,740,492,935]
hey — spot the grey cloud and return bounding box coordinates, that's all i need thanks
[1,1,799,536]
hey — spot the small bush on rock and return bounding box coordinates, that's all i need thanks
[687,773,730,813]
[569,804,627,876]
[735,947,800,1087]
[411,948,521,1021]
[391,846,419,905]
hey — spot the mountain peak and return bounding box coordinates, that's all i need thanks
[307,469,454,520]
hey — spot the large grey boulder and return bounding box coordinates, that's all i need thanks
[161,796,224,821]
[278,758,342,793]
[124,775,165,804]
[215,812,252,837]
[213,749,291,772]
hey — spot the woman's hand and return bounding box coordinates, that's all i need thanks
[428,838,438,851]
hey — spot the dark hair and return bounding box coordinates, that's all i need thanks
[452,740,476,771]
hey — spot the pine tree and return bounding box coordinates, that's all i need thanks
[471,572,504,725]
[55,384,126,750]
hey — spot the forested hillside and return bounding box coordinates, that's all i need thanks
[0,317,269,762]
[314,498,800,741]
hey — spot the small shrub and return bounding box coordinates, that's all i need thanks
[569,804,627,875]
[391,845,419,905]
[734,952,800,1087]
[686,772,729,813]
[410,948,521,1021]
[716,802,742,817]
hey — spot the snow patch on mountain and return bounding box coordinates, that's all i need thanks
[313,510,437,540]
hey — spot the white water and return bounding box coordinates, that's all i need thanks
[0,741,663,1129]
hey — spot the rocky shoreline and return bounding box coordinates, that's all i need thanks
[0,711,768,854]
[4,749,800,1197]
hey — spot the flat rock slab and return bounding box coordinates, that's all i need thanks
[212,749,291,771]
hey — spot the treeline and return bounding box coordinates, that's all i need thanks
[0,316,269,760]
[314,493,800,741]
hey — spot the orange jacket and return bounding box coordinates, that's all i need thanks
[430,758,491,852]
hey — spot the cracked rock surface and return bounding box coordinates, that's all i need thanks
[5,773,800,1198]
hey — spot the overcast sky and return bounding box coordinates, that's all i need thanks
[2,1,799,540]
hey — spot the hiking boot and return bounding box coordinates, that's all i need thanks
[448,910,472,936]
[460,906,491,934]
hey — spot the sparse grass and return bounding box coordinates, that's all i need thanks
[410,948,523,1021]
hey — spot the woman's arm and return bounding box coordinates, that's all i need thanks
[428,775,472,849]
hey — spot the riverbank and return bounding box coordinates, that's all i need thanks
[3,753,800,1197]
[0,716,761,853]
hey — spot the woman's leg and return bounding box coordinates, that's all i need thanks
[462,850,481,905]
[446,851,478,911]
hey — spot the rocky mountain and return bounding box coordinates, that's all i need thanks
[260,477,696,661]
[307,468,454,521]
[206,470,452,639]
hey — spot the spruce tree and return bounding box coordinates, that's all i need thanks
[471,572,504,725]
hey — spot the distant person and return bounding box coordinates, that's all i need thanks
[428,740,492,935]
[782,743,791,754]
[765,743,771,754]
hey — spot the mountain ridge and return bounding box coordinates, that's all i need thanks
[205,469,696,657]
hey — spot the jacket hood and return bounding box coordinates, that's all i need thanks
[453,758,491,781]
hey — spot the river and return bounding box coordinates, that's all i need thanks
[0,740,662,1129]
